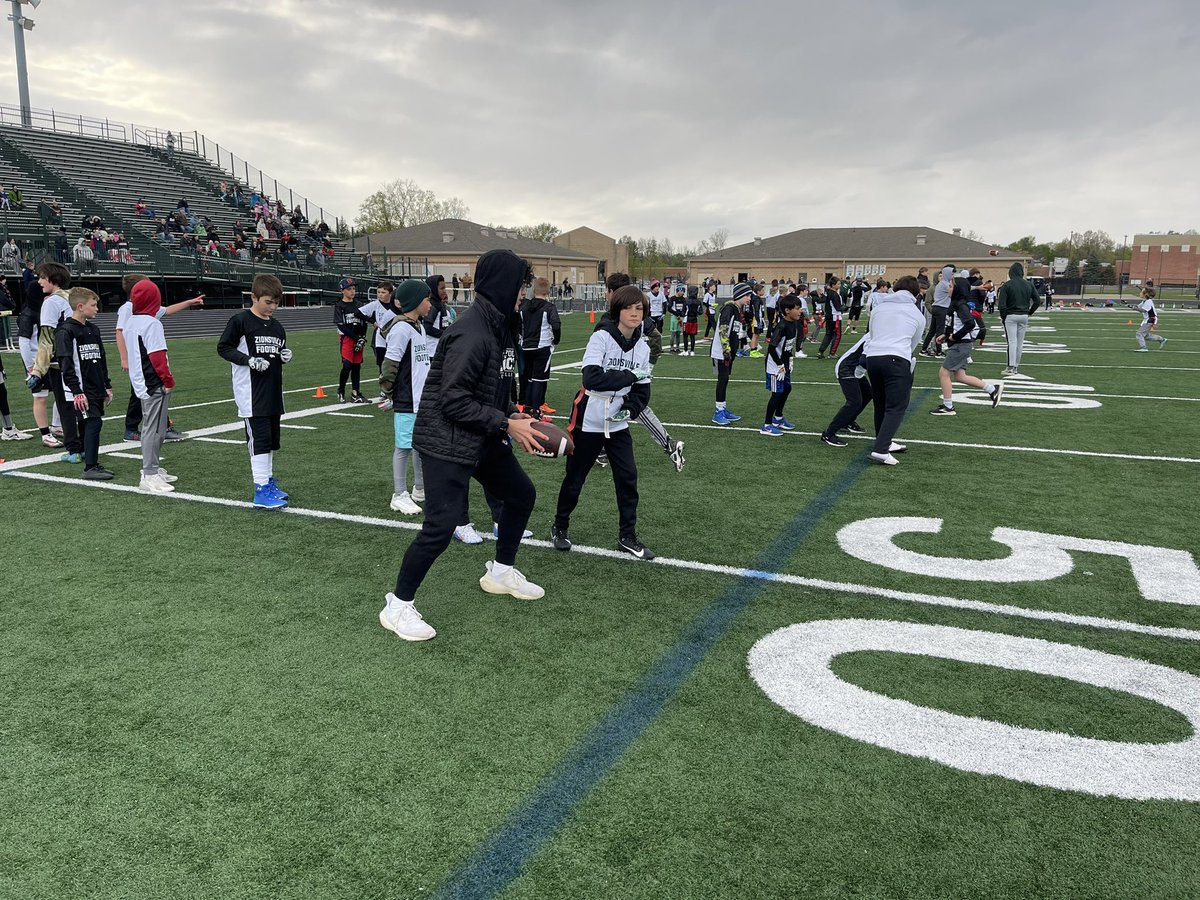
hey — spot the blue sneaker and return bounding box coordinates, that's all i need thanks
[267,477,289,500]
[60,452,82,464]
[723,410,742,422]
[253,482,288,509]
[735,349,750,358]
[711,408,730,425]
[759,424,783,437]
[774,417,796,431]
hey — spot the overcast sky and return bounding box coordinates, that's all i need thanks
[3,0,1195,249]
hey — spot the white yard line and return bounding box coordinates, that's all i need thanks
[193,437,247,445]
[99,377,383,422]
[279,424,317,430]
[104,451,146,460]
[6,470,1200,645]
[328,412,375,419]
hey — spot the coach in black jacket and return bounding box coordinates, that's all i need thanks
[389,249,545,638]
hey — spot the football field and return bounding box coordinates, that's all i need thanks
[2,306,1199,898]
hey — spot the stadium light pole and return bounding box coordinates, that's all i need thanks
[8,0,38,127]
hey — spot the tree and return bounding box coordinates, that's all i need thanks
[709,228,729,251]
[515,222,561,243]
[354,178,470,233]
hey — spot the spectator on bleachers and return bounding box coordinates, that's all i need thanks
[166,131,175,158]
[235,238,250,261]
[180,233,198,255]
[54,228,69,264]
[233,186,244,207]
[233,219,246,242]
[2,238,20,275]
[274,199,286,220]
[134,198,156,218]
[7,186,26,211]
[194,221,207,240]
[292,205,307,227]
[251,236,267,262]
[206,239,222,257]
[306,247,324,270]
[256,217,269,241]
[154,220,174,244]
[72,236,96,274]
[177,198,190,214]
[0,192,8,211]
[82,214,104,233]
[37,199,62,225]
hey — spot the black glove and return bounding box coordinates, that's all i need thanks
[25,372,43,392]
[353,338,365,354]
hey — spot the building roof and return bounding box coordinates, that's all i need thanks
[354,219,600,260]
[691,226,1022,262]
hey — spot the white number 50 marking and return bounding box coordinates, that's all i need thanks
[837,516,1200,606]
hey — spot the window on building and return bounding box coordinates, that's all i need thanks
[1182,245,1191,253]
[1161,245,1170,252]
[1141,245,1150,252]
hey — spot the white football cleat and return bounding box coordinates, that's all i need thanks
[390,491,422,515]
[454,523,484,545]
[138,473,175,493]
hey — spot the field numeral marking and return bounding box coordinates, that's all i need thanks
[837,516,1200,606]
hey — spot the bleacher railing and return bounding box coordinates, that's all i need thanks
[0,102,342,236]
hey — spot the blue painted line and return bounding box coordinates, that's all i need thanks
[435,391,933,899]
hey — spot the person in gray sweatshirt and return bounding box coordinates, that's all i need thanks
[919,264,956,357]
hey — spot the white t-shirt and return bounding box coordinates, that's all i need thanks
[579,327,650,433]
[1138,298,1157,326]
[116,299,165,333]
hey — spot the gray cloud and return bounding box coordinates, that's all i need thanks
[4,0,1195,247]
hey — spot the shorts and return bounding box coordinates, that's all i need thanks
[941,342,974,372]
[393,411,416,450]
[765,371,790,393]
[244,415,281,456]
[670,318,682,333]
[683,322,698,335]
[340,335,364,365]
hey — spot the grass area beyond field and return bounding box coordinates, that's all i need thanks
[1,305,1199,899]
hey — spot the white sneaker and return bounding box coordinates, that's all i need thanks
[888,442,907,454]
[479,560,544,600]
[454,523,484,545]
[139,473,175,493]
[1,426,32,441]
[390,491,422,515]
[379,593,436,641]
[411,486,425,502]
[870,452,899,466]
[795,350,808,359]
[156,467,179,483]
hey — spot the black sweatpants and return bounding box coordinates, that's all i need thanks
[521,347,552,411]
[865,355,914,454]
[45,370,81,454]
[80,405,104,468]
[374,345,386,371]
[554,428,639,540]
[824,376,872,437]
[714,357,734,403]
[819,319,842,356]
[922,308,947,353]
[125,387,142,432]
[394,438,536,601]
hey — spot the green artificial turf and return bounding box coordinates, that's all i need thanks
[1,306,1198,898]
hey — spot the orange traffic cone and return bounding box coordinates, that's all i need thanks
[589,308,595,324]
[314,386,327,399]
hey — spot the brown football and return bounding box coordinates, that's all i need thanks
[989,248,1000,256]
[528,420,574,458]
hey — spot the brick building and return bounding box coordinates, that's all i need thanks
[1125,234,1200,287]
[552,226,629,282]
[688,226,1027,287]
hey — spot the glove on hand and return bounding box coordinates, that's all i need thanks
[853,365,867,380]
[248,357,270,372]
[279,348,293,363]
[25,372,43,392]
[353,339,365,354]
[631,366,653,381]
[608,409,631,423]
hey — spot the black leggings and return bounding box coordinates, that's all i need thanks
[339,361,362,395]
[824,376,872,437]
[683,329,697,353]
[374,345,386,370]
[0,379,9,419]
[865,355,914,454]
[704,311,715,338]
[555,428,639,539]
[46,370,81,453]
[394,438,536,601]
[714,357,734,403]
[764,386,791,424]
[922,308,947,353]
[819,320,843,356]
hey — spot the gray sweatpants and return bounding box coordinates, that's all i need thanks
[392,447,424,494]
[1136,323,1165,349]
[1003,314,1029,369]
[140,390,170,477]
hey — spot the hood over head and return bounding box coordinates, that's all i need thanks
[473,249,530,317]
[131,279,162,316]
[425,274,445,310]
[1008,262,1025,280]
[941,265,955,284]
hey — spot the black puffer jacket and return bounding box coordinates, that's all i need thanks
[413,249,526,466]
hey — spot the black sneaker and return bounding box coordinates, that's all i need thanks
[821,433,848,447]
[551,525,572,551]
[337,392,346,404]
[843,422,865,434]
[618,535,656,560]
[989,382,1004,409]
[83,465,114,481]
[596,452,609,468]
[351,392,370,404]
[123,430,141,442]
[930,404,956,416]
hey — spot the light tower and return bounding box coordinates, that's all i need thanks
[8,0,39,127]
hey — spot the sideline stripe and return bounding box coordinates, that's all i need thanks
[6,470,1198,645]
[193,437,247,445]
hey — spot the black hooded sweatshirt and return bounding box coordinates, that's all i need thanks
[423,274,453,339]
[413,249,527,467]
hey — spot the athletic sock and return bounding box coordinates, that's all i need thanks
[943,399,954,409]
[716,402,727,411]
[39,426,49,436]
[490,562,513,580]
[250,451,271,486]
[2,414,13,429]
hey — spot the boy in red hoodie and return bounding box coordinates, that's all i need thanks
[123,280,178,493]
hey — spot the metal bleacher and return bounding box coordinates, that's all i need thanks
[0,105,424,303]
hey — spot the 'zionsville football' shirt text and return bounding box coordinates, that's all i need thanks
[217,310,288,417]
[381,317,431,413]
[575,322,650,433]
